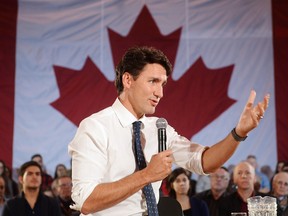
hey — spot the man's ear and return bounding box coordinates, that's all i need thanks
[122,72,132,88]
[18,176,23,184]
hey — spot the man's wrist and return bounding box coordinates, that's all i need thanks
[231,127,247,142]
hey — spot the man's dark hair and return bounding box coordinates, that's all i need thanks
[115,46,172,95]
[19,161,42,177]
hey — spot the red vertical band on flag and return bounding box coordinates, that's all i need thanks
[272,0,288,162]
[0,1,18,168]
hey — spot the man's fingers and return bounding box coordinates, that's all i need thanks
[246,90,256,108]
[160,149,172,157]
[263,94,270,111]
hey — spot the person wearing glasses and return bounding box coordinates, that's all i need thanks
[194,167,231,216]
[55,175,80,216]
[218,161,266,216]
[270,172,288,216]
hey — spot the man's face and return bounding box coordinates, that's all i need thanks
[57,177,72,200]
[210,168,230,192]
[0,177,5,200]
[233,162,256,191]
[273,172,288,197]
[123,63,167,119]
[19,165,42,190]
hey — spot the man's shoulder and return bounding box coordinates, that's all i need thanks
[80,106,114,125]
[6,196,21,203]
[6,195,24,207]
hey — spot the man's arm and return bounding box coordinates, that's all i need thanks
[81,150,173,214]
[201,90,270,173]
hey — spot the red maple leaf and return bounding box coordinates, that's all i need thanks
[51,5,236,138]
[51,58,117,125]
[156,57,235,138]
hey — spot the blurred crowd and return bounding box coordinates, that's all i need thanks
[0,154,79,216]
[0,154,287,216]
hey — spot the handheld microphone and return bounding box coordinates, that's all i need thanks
[156,118,167,152]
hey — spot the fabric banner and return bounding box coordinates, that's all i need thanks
[1,0,287,176]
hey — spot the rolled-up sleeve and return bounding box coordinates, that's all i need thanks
[68,117,108,210]
[167,125,209,175]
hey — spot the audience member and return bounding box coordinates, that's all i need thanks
[219,161,263,216]
[270,172,288,216]
[275,161,286,174]
[246,155,270,193]
[0,160,19,199]
[167,167,209,216]
[282,162,288,173]
[55,176,80,216]
[2,160,61,216]
[0,176,6,215]
[54,164,68,179]
[195,167,231,216]
[31,154,54,192]
[261,165,274,182]
[51,178,59,197]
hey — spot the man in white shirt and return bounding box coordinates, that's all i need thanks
[68,46,270,216]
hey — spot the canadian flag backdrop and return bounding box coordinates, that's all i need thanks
[0,0,287,175]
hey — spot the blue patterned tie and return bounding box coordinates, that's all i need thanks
[133,121,159,216]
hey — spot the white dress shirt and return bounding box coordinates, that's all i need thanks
[68,98,207,216]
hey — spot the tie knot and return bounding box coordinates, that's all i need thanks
[133,121,142,133]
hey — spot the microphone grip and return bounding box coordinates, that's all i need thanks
[158,128,167,152]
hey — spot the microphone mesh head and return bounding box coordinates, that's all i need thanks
[156,118,167,129]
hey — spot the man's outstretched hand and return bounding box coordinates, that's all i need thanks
[235,90,270,137]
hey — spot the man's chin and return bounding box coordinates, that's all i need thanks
[146,108,156,115]
[27,186,40,190]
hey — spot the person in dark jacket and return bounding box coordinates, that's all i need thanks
[218,161,265,216]
[2,160,61,216]
[167,167,209,216]
[195,166,231,216]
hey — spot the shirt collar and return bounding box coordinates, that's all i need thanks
[112,98,147,128]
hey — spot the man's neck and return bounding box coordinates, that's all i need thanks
[237,188,254,202]
[211,188,225,200]
[23,188,40,209]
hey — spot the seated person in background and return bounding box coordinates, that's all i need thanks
[54,164,69,179]
[0,176,6,215]
[194,166,231,216]
[282,162,288,173]
[2,161,61,216]
[246,155,270,193]
[270,172,288,216]
[31,154,54,192]
[275,161,286,175]
[55,175,80,216]
[167,167,209,216]
[219,161,264,216]
[0,160,19,199]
